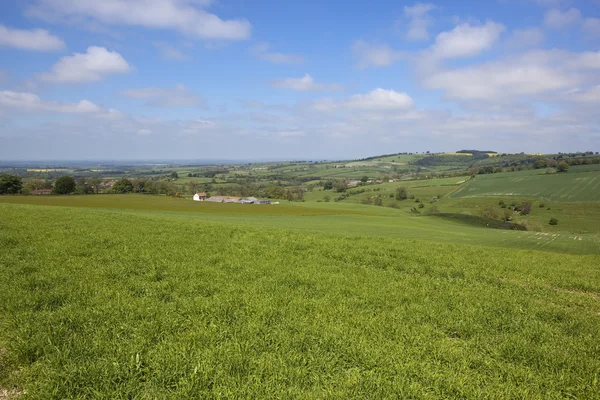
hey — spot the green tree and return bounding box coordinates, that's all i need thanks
[0,174,22,194]
[557,161,569,173]
[89,178,102,194]
[395,187,408,200]
[170,171,179,179]
[53,176,76,195]
[112,178,134,193]
[361,176,368,183]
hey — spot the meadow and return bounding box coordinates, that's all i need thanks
[1,201,600,399]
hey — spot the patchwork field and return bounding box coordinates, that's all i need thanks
[450,169,600,202]
[1,201,599,398]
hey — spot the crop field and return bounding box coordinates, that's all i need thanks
[1,201,599,398]
[450,169,600,202]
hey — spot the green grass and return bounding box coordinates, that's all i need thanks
[1,203,599,398]
[1,195,598,255]
[450,169,600,202]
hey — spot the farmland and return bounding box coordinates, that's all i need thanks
[450,168,600,202]
[1,151,600,398]
[1,202,600,398]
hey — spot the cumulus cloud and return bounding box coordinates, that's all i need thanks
[121,84,206,107]
[423,50,600,101]
[0,90,123,117]
[27,0,251,40]
[544,8,581,29]
[312,89,414,112]
[36,46,131,83]
[403,3,436,40]
[429,21,506,59]
[250,43,304,64]
[0,24,65,51]
[352,40,404,69]
[270,74,342,92]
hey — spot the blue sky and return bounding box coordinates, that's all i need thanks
[0,0,599,160]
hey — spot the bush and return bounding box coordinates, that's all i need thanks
[418,203,424,209]
[539,203,545,208]
[549,218,558,225]
[521,201,532,215]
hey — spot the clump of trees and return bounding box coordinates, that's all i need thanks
[0,174,23,194]
[53,176,76,194]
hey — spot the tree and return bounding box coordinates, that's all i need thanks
[361,176,368,183]
[0,174,22,194]
[53,176,76,195]
[373,197,383,206]
[170,171,179,179]
[112,178,134,193]
[557,161,569,173]
[395,187,408,200]
[323,181,334,190]
[89,178,102,194]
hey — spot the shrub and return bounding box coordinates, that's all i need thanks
[549,218,558,225]
[418,203,424,209]
[521,201,532,215]
[539,203,545,208]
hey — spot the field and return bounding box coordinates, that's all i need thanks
[1,199,599,399]
[2,155,600,398]
[450,168,600,202]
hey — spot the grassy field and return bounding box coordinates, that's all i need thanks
[1,201,599,399]
[450,169,600,202]
[1,195,598,255]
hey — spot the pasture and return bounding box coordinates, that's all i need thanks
[1,202,599,398]
[1,195,598,255]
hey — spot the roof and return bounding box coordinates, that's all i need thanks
[196,192,207,196]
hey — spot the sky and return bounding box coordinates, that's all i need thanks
[0,0,599,161]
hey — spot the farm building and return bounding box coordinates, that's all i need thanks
[193,192,207,201]
[255,199,271,205]
[32,189,52,195]
[205,196,241,203]
[239,197,258,204]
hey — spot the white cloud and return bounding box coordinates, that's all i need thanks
[312,89,414,112]
[583,18,600,36]
[271,74,342,92]
[0,90,118,115]
[37,46,131,83]
[153,41,187,60]
[423,50,600,101]
[563,85,600,104]
[352,40,404,69]
[0,24,65,51]
[544,8,581,29]
[137,128,152,135]
[27,0,251,40]
[250,43,304,64]
[429,21,506,59]
[121,84,205,107]
[403,3,436,40]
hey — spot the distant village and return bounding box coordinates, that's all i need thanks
[193,192,278,205]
